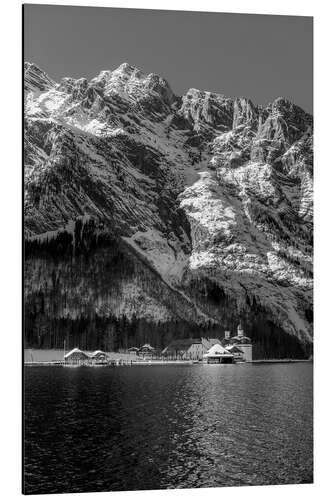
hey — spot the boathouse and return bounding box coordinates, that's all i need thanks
[127,347,139,355]
[139,344,156,359]
[203,344,234,364]
[90,350,109,364]
[64,348,90,365]
[225,345,245,361]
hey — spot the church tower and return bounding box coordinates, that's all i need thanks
[237,322,244,337]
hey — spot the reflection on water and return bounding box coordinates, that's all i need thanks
[24,363,313,494]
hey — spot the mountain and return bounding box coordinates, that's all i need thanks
[24,62,313,358]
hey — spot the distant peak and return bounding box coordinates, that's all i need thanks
[269,96,313,120]
[184,88,230,101]
[114,62,141,76]
[24,61,55,92]
[114,63,171,87]
[186,88,205,95]
[24,61,39,69]
[117,62,135,71]
[24,61,45,76]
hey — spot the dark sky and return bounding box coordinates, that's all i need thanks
[24,5,313,113]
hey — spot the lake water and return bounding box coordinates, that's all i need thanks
[23,363,313,494]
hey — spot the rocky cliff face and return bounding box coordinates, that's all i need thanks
[24,62,313,357]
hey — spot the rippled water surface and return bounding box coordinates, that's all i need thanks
[24,363,313,494]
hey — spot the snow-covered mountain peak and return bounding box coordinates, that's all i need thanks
[24,61,56,93]
[116,61,140,74]
[86,62,176,108]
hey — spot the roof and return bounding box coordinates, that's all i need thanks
[204,344,233,357]
[209,338,222,345]
[64,348,89,359]
[202,338,222,348]
[230,335,252,344]
[237,336,252,344]
[90,350,108,358]
[140,344,155,351]
[207,344,231,354]
[128,347,139,351]
[163,338,202,353]
[225,345,244,354]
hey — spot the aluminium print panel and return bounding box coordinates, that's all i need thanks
[23,4,313,494]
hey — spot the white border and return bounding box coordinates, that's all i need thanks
[1,1,332,499]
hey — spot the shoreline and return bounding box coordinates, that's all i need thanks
[24,360,199,367]
[251,359,312,364]
[24,359,312,367]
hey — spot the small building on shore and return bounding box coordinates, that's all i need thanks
[127,347,139,355]
[203,344,234,364]
[64,348,90,365]
[90,350,109,364]
[139,344,156,359]
[225,344,245,361]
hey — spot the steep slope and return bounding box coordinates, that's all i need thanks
[24,62,313,357]
[179,97,313,345]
